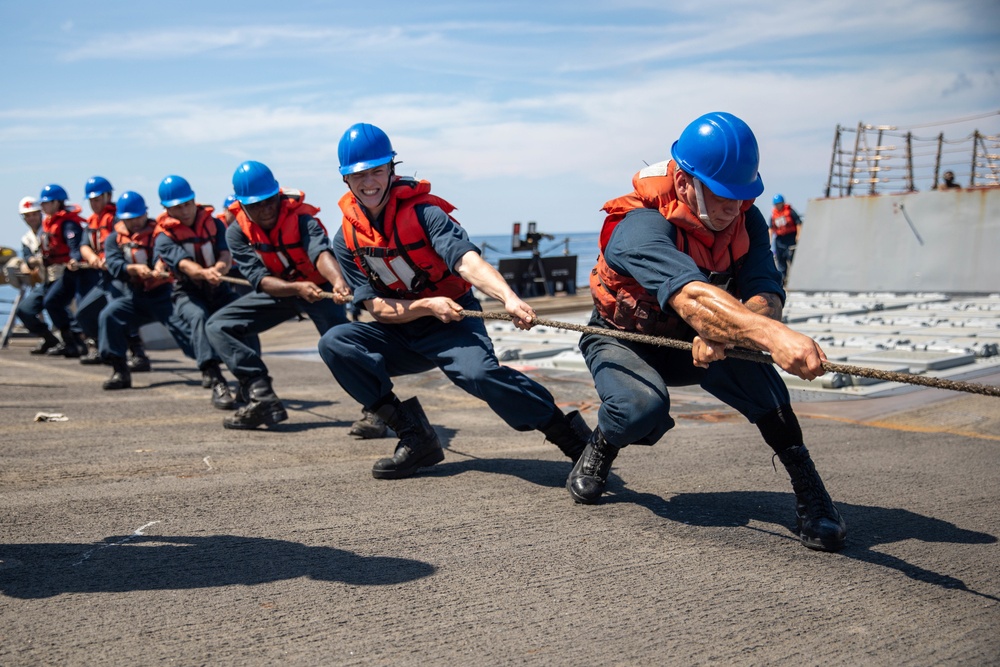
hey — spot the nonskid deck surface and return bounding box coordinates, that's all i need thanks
[2,312,998,665]
[480,291,1000,401]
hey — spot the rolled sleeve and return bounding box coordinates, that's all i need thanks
[418,204,479,271]
[603,208,707,310]
[738,207,786,303]
[103,234,129,282]
[225,223,270,290]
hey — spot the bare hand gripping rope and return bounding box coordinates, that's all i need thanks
[460,310,1000,399]
[215,274,1000,398]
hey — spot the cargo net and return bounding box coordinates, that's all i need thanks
[824,110,1000,197]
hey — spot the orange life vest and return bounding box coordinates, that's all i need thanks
[113,220,173,291]
[155,205,220,269]
[770,204,798,237]
[85,204,117,260]
[339,177,470,301]
[234,190,327,285]
[591,160,753,339]
[41,205,87,266]
[216,201,238,228]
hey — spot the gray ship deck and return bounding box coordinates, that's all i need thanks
[2,304,998,665]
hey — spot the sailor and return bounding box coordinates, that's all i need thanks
[98,191,194,390]
[33,184,88,357]
[768,193,801,284]
[68,177,146,373]
[11,196,56,353]
[318,122,592,480]
[75,176,117,364]
[571,112,847,552]
[204,160,355,430]
[938,170,962,189]
[153,175,239,410]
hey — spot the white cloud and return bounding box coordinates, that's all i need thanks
[1,0,998,249]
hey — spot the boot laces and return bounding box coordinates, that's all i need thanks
[582,443,614,478]
[785,458,838,521]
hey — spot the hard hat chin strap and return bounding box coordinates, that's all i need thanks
[692,177,713,226]
[691,176,743,231]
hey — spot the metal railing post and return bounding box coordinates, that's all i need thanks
[847,122,863,196]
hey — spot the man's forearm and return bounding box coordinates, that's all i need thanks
[316,251,346,287]
[669,282,781,352]
[744,293,783,321]
[454,251,515,303]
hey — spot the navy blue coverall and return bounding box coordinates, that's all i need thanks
[581,205,790,448]
[318,204,565,431]
[155,217,245,372]
[98,229,193,361]
[204,214,346,382]
[17,216,98,338]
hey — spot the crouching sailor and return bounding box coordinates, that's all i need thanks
[154,174,241,410]
[572,112,846,552]
[98,191,193,390]
[318,123,592,480]
[205,160,355,430]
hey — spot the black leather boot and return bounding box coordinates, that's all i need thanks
[126,337,151,372]
[348,408,389,439]
[566,427,619,504]
[203,363,236,410]
[540,409,592,462]
[30,330,61,355]
[79,339,102,365]
[223,376,287,429]
[48,328,83,358]
[776,445,847,552]
[371,397,444,479]
[102,357,132,390]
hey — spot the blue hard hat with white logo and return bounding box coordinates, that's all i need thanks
[222,194,237,210]
[85,176,113,199]
[773,194,784,206]
[39,184,68,202]
[158,175,195,207]
[232,161,280,205]
[338,123,396,176]
[670,112,764,200]
[116,191,148,219]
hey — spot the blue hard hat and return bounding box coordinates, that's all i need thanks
[338,123,396,176]
[85,176,113,199]
[116,191,147,219]
[773,194,784,206]
[158,175,195,207]
[232,161,280,205]
[222,194,237,210]
[670,112,764,200]
[39,183,68,202]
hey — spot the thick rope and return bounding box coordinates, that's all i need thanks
[214,274,1000,398]
[462,310,1000,398]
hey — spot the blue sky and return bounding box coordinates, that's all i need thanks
[2,0,998,252]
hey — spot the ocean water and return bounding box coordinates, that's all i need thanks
[0,285,15,324]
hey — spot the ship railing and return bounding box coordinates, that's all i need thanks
[824,111,1000,197]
